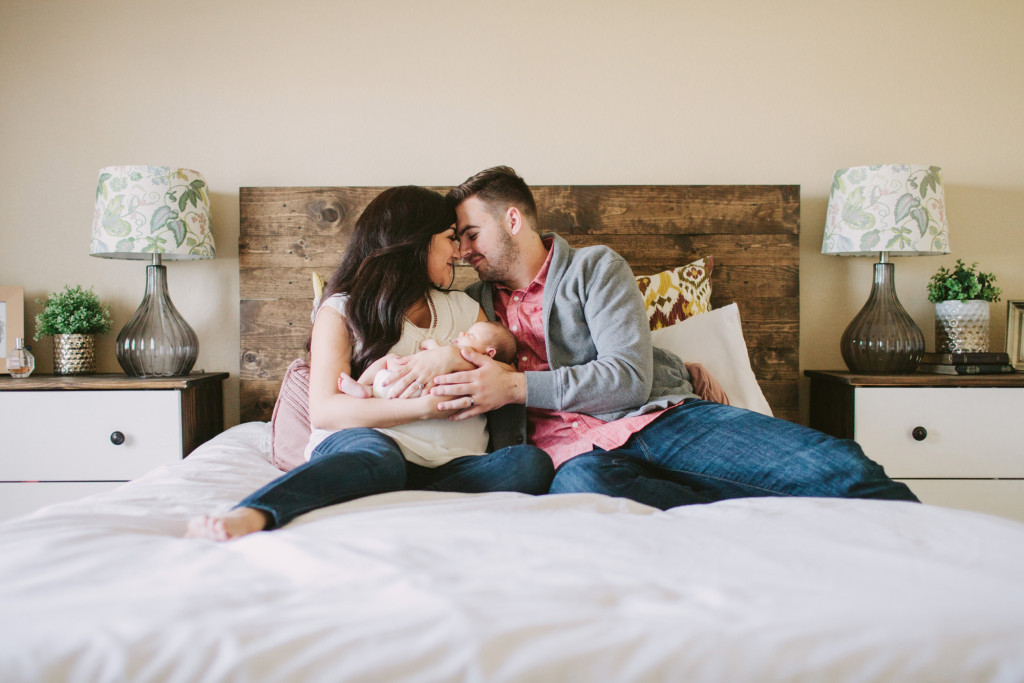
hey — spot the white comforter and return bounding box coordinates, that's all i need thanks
[2,423,1024,682]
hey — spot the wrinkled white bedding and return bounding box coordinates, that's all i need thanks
[2,422,1024,682]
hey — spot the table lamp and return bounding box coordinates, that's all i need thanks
[90,166,215,376]
[822,164,950,373]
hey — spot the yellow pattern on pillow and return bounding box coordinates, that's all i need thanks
[635,256,713,331]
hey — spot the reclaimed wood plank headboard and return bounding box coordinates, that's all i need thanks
[240,185,799,423]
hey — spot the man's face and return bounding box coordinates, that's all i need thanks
[455,197,519,283]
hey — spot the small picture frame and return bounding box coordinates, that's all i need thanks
[0,286,26,373]
[1007,300,1024,371]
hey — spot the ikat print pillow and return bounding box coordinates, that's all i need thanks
[634,257,713,331]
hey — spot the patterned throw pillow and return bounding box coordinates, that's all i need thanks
[634,256,713,331]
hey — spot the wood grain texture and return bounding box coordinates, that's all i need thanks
[179,377,227,456]
[804,370,1024,388]
[241,186,800,423]
[0,373,228,391]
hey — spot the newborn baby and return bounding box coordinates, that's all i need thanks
[340,320,517,399]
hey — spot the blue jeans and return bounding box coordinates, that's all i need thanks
[240,428,554,529]
[549,400,919,510]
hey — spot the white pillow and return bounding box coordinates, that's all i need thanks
[651,303,773,416]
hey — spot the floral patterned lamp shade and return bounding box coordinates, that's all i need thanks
[822,164,951,374]
[89,166,215,377]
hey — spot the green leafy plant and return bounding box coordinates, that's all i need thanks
[926,259,1001,303]
[34,285,113,339]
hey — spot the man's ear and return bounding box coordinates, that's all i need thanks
[485,347,497,358]
[505,206,524,235]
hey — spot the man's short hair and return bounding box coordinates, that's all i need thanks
[448,166,537,222]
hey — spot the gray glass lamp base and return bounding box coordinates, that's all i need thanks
[840,262,924,374]
[116,264,198,377]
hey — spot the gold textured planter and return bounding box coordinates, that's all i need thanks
[53,334,96,375]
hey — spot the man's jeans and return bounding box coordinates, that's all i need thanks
[549,400,919,510]
[240,428,554,529]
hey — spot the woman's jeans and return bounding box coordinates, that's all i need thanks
[239,428,553,529]
[549,400,919,510]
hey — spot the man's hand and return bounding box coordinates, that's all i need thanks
[431,348,526,420]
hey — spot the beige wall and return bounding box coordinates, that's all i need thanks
[3,0,1022,426]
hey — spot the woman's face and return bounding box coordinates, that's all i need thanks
[426,227,460,288]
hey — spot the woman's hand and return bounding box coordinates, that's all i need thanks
[409,391,465,421]
[380,345,466,398]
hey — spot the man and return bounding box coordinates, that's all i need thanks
[433,166,918,509]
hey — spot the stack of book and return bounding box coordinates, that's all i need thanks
[917,351,1016,375]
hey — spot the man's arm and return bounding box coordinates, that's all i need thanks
[524,253,652,415]
[435,248,652,418]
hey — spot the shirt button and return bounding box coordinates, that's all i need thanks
[521,356,528,363]
[511,325,517,332]
[572,421,579,428]
[513,296,520,302]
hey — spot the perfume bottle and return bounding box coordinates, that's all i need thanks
[7,337,35,378]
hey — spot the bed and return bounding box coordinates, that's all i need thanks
[2,185,1024,682]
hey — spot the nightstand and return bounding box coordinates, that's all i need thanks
[806,370,1024,523]
[0,372,228,522]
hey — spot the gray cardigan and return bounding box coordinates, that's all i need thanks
[466,234,696,451]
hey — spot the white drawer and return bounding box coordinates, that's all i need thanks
[0,390,182,480]
[854,387,1024,478]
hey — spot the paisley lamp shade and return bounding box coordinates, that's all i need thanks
[823,164,949,257]
[90,166,214,259]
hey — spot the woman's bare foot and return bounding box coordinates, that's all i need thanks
[185,507,269,541]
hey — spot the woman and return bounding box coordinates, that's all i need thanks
[187,186,553,540]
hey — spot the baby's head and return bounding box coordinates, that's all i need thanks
[456,321,517,363]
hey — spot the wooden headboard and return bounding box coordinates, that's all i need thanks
[240,185,799,423]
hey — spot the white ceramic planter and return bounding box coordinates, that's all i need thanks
[934,300,990,353]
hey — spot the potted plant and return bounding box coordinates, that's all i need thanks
[34,285,113,374]
[926,259,1002,353]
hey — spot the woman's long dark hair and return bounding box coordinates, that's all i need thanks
[319,186,455,378]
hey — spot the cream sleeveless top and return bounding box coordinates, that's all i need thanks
[305,289,489,467]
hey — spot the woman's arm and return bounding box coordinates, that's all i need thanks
[307,308,459,431]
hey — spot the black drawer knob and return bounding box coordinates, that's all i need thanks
[110,431,126,446]
[912,426,927,442]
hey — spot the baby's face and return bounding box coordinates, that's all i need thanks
[456,324,498,355]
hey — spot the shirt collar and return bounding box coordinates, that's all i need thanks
[495,236,554,295]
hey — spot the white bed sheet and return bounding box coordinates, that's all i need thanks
[2,422,1024,682]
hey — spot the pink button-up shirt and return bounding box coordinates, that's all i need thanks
[494,239,672,468]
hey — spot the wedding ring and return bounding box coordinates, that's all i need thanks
[468,396,475,408]
[412,381,424,393]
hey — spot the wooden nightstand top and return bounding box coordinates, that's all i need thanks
[0,372,229,391]
[805,369,1024,388]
